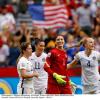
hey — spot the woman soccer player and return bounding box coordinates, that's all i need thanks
[29,39,48,94]
[17,42,39,94]
[68,37,100,94]
[44,35,72,94]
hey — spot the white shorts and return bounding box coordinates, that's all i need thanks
[96,80,100,93]
[17,86,35,94]
[34,88,47,94]
[83,85,99,94]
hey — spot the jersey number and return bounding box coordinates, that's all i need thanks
[35,62,40,69]
[87,61,91,67]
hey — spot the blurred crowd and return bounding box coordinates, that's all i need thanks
[0,0,100,67]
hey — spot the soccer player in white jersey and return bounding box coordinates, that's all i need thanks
[67,37,100,94]
[29,39,48,94]
[17,42,39,94]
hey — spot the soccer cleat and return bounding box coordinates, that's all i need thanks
[69,80,77,94]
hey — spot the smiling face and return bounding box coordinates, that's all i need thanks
[84,38,95,50]
[56,35,64,49]
[36,41,45,53]
[21,42,32,57]
[26,44,32,56]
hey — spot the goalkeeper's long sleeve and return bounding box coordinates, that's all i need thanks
[44,61,54,76]
[44,63,66,85]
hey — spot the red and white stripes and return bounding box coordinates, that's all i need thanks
[33,4,68,29]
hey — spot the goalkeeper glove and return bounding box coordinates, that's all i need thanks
[53,73,66,85]
[69,80,77,94]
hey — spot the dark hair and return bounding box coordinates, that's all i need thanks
[20,42,30,54]
[20,20,27,24]
[34,38,44,46]
[56,35,64,38]
[55,35,64,41]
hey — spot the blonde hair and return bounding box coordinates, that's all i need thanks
[83,37,94,47]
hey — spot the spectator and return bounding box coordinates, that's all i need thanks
[30,27,43,52]
[6,4,14,14]
[15,21,31,43]
[0,5,16,32]
[75,1,92,36]
[0,34,9,67]
[18,0,28,14]
[95,37,100,52]
[11,0,20,17]
[0,25,9,45]
[8,34,20,66]
[65,34,85,63]
[65,34,77,63]
[44,29,56,53]
[93,4,100,37]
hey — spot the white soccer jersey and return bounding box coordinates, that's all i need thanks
[29,52,48,90]
[17,57,34,88]
[74,50,100,85]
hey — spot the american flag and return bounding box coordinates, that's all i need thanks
[28,4,68,29]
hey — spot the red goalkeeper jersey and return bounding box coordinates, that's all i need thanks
[44,48,70,85]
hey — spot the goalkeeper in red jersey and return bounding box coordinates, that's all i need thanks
[44,35,72,94]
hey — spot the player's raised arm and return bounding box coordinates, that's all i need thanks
[67,59,78,69]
